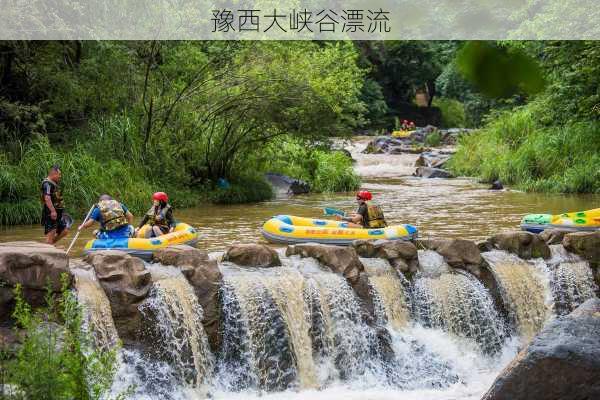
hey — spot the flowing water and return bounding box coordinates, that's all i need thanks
[1,137,599,254]
[5,136,600,399]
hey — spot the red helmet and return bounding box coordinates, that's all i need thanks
[152,192,168,202]
[356,190,372,201]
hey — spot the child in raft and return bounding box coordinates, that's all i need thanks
[135,192,176,238]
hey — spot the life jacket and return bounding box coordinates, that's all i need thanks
[97,200,128,231]
[365,201,387,228]
[145,204,172,228]
[40,178,64,209]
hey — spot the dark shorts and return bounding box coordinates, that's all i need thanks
[41,207,67,235]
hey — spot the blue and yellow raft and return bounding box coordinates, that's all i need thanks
[261,215,417,245]
[84,222,199,260]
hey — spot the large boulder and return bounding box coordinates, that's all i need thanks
[414,166,453,179]
[84,251,151,343]
[286,243,364,285]
[152,245,223,351]
[414,151,452,169]
[487,231,551,259]
[418,239,482,277]
[563,231,600,265]
[482,298,600,400]
[223,244,281,268]
[538,228,573,245]
[0,242,70,317]
[352,239,418,273]
[264,173,310,196]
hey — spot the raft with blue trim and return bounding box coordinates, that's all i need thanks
[261,215,417,245]
[520,208,600,233]
[84,222,199,260]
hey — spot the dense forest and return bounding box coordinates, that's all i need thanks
[0,40,598,226]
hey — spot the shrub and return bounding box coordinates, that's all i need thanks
[432,97,466,128]
[211,175,274,204]
[3,275,120,400]
[424,131,443,147]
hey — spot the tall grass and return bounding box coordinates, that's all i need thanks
[0,136,200,226]
[449,107,600,193]
[432,97,466,128]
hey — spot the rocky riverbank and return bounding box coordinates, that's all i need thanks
[1,229,599,397]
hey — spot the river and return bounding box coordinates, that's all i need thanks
[0,137,598,255]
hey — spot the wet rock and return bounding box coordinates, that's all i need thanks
[418,239,482,277]
[538,228,572,245]
[414,166,453,179]
[84,250,152,343]
[352,239,418,273]
[414,152,452,169]
[286,243,364,284]
[487,231,551,259]
[153,245,223,352]
[563,231,600,265]
[0,242,71,317]
[489,180,503,190]
[351,272,377,324]
[482,298,600,400]
[264,173,310,195]
[223,244,281,268]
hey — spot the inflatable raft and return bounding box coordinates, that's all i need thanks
[84,222,199,260]
[261,215,418,245]
[520,208,600,233]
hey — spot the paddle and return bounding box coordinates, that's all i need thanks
[323,207,346,217]
[66,204,96,255]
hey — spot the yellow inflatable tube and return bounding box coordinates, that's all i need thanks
[84,222,199,260]
[261,215,418,245]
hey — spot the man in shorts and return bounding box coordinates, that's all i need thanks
[41,165,69,245]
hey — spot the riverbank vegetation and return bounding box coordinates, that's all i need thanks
[0,40,598,226]
[0,276,119,399]
[449,41,600,193]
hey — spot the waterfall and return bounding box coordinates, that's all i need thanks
[481,250,552,340]
[71,265,119,349]
[140,264,214,388]
[361,258,411,330]
[218,264,317,391]
[412,270,506,354]
[546,245,598,315]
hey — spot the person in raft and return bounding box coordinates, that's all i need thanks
[134,192,176,238]
[78,194,134,239]
[41,165,69,244]
[335,190,387,229]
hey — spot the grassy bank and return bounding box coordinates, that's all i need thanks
[448,107,600,193]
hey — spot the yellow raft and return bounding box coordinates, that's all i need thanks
[261,215,418,245]
[521,208,600,233]
[84,222,199,260]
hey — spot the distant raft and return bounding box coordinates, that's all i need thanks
[84,222,199,260]
[261,215,418,245]
[520,208,600,233]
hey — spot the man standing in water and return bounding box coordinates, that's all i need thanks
[41,165,69,245]
[336,190,387,228]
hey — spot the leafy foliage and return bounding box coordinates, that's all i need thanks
[3,275,120,400]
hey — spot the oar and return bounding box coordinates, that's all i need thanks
[323,207,346,217]
[66,204,96,255]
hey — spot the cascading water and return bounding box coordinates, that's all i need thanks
[481,250,552,340]
[71,265,119,349]
[140,264,214,387]
[546,244,598,315]
[412,270,506,354]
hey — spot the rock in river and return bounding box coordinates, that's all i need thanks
[223,243,281,268]
[487,231,551,259]
[0,241,70,316]
[286,243,364,284]
[414,166,453,179]
[482,298,600,400]
[84,250,152,343]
